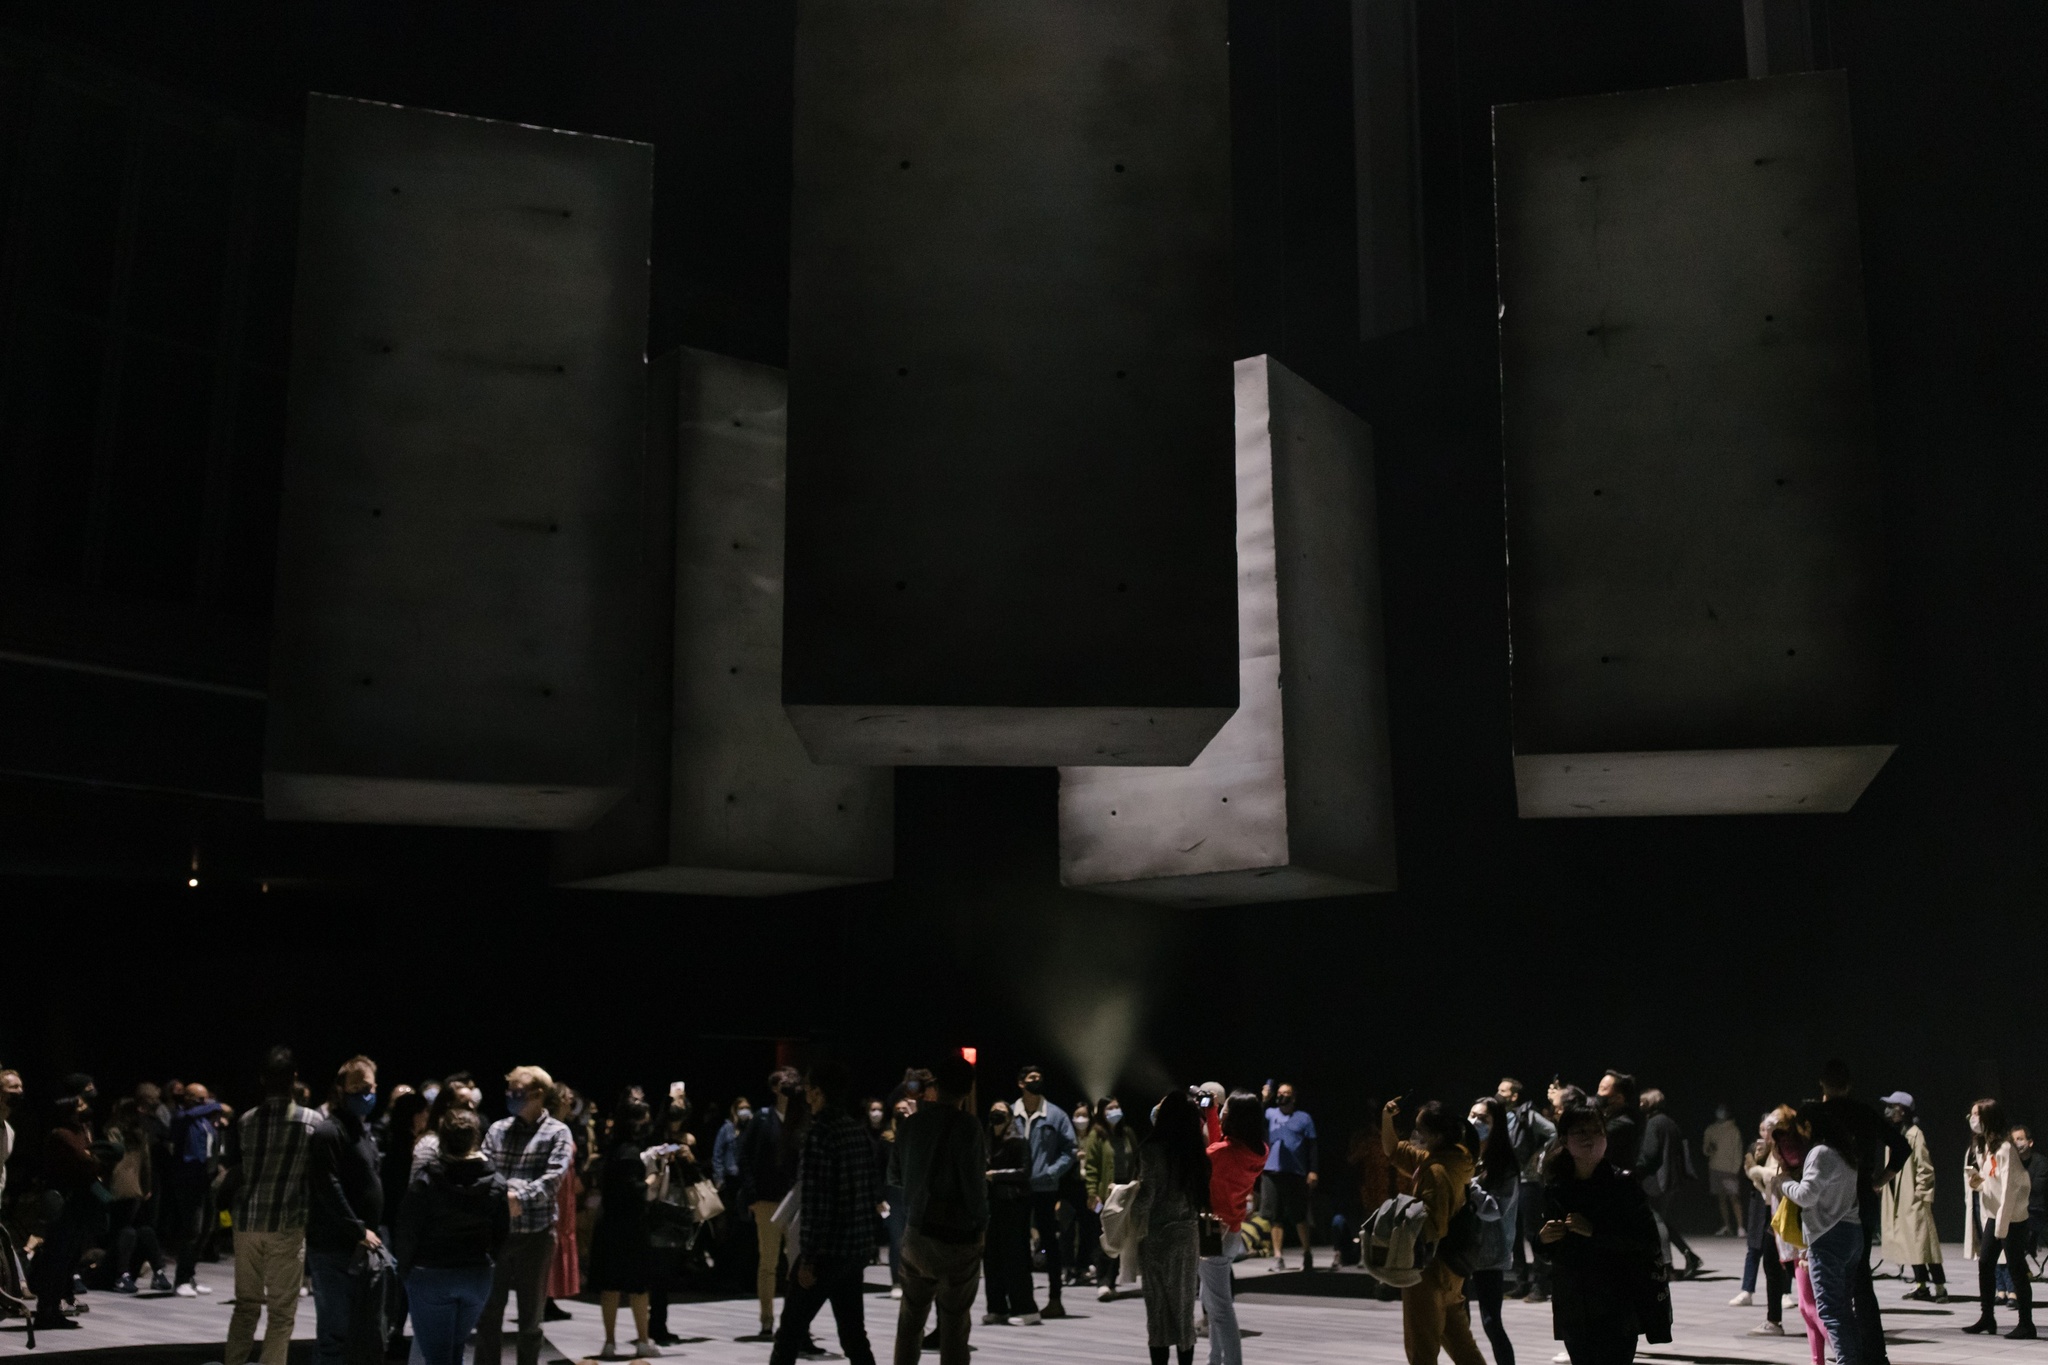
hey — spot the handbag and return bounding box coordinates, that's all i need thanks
[1198,1214,1226,1258]
[1770,1196,1805,1250]
[682,1178,725,1222]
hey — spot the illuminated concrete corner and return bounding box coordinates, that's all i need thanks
[1058,356,1395,906]
[555,349,893,896]
[265,95,650,828]
[782,0,1239,766]
[1496,74,1894,818]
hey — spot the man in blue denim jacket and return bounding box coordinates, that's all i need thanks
[1010,1064,1077,1319]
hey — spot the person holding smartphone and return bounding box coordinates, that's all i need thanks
[1535,1103,1663,1365]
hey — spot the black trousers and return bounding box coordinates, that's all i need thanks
[1515,1181,1551,1294]
[1562,1323,1638,1365]
[1030,1191,1063,1302]
[768,1256,875,1365]
[1468,1267,1516,1365]
[1979,1219,2035,1322]
[648,1241,687,1336]
[30,1194,93,1320]
[167,1165,212,1285]
[983,1200,1038,1318]
[1852,1194,1888,1365]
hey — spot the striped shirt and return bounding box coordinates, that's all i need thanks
[483,1113,575,1235]
[232,1098,322,1232]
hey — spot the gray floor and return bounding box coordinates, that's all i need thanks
[1,1237,2033,1364]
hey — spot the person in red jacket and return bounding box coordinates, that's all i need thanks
[1203,1091,1269,1365]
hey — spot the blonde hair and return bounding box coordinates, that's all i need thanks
[506,1065,555,1107]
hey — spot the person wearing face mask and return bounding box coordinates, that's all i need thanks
[1010,1064,1077,1319]
[1497,1078,1555,1304]
[1059,1101,1098,1291]
[881,1076,927,1303]
[1732,1106,1794,1337]
[1535,1103,1664,1365]
[1469,1096,1521,1365]
[1085,1096,1138,1300]
[221,1045,322,1365]
[1702,1104,1746,1237]
[1876,1093,1944,1302]
[1261,1082,1321,1272]
[306,1055,386,1365]
[1633,1089,1703,1281]
[715,1095,752,1205]
[865,1096,898,1294]
[412,1073,483,1177]
[476,1065,576,1365]
[1203,1090,1269,1365]
[1382,1097,1486,1365]
[983,1100,1041,1324]
[888,1057,988,1365]
[1997,1125,2048,1306]
[1961,1097,2034,1338]
[739,1067,811,1341]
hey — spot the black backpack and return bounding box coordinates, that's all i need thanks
[1436,1199,1483,1279]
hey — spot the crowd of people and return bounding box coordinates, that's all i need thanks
[0,1052,2042,1365]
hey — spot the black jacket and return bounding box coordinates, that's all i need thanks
[1635,1112,1684,1198]
[740,1103,804,1206]
[1602,1112,1640,1176]
[396,1156,510,1272]
[308,1112,385,1254]
[1537,1160,1665,1342]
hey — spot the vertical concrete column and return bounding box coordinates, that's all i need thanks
[1058,356,1396,906]
[1496,74,1894,818]
[265,96,650,828]
[555,349,893,895]
[782,0,1240,766]
[1743,0,1817,78]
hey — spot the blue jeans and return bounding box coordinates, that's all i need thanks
[407,1263,495,1365]
[1807,1220,1864,1365]
[306,1249,359,1365]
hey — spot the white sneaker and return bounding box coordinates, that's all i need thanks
[1098,1284,1115,1301]
[890,1285,903,1300]
[1553,1352,1572,1362]
[1729,1290,1754,1306]
[1270,1258,1288,1272]
[1009,1313,1042,1326]
[631,1341,661,1358]
[194,1282,213,1295]
[175,1282,198,1298]
[299,1286,309,1297]
[1750,1322,1787,1336]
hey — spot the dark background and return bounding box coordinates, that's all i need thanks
[0,1,2042,1239]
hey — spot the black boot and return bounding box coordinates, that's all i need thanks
[1963,1315,1998,1334]
[2006,1323,2037,1340]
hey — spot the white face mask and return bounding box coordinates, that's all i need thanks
[1969,1113,1985,1136]
[1074,1115,1091,1133]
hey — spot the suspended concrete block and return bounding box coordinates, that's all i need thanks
[555,349,894,896]
[782,0,1239,766]
[1496,73,1894,818]
[1057,356,1395,906]
[265,95,650,828]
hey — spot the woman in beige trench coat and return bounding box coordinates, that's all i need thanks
[1879,1093,1946,1301]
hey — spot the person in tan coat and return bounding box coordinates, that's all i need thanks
[1962,1098,2034,1338]
[1383,1098,1486,1365]
[1877,1093,1945,1302]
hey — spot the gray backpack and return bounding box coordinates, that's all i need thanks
[1361,1193,1437,1287]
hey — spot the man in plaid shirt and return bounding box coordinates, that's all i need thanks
[222,1046,320,1365]
[476,1064,575,1365]
[771,1059,882,1365]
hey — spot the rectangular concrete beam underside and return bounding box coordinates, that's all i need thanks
[555,349,892,896]
[1058,357,1396,907]
[1496,74,1894,818]
[264,96,650,829]
[781,0,1239,767]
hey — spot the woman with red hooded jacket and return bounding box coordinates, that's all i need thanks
[1202,1090,1269,1365]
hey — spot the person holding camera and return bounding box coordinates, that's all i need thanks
[1203,1091,1268,1365]
[1381,1096,1485,1365]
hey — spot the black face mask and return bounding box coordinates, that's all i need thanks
[1021,1080,1043,1096]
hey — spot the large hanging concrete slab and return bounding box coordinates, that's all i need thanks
[264,96,650,828]
[782,0,1239,766]
[1496,73,1894,819]
[555,349,893,896]
[1354,0,1424,340]
[1058,356,1395,906]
